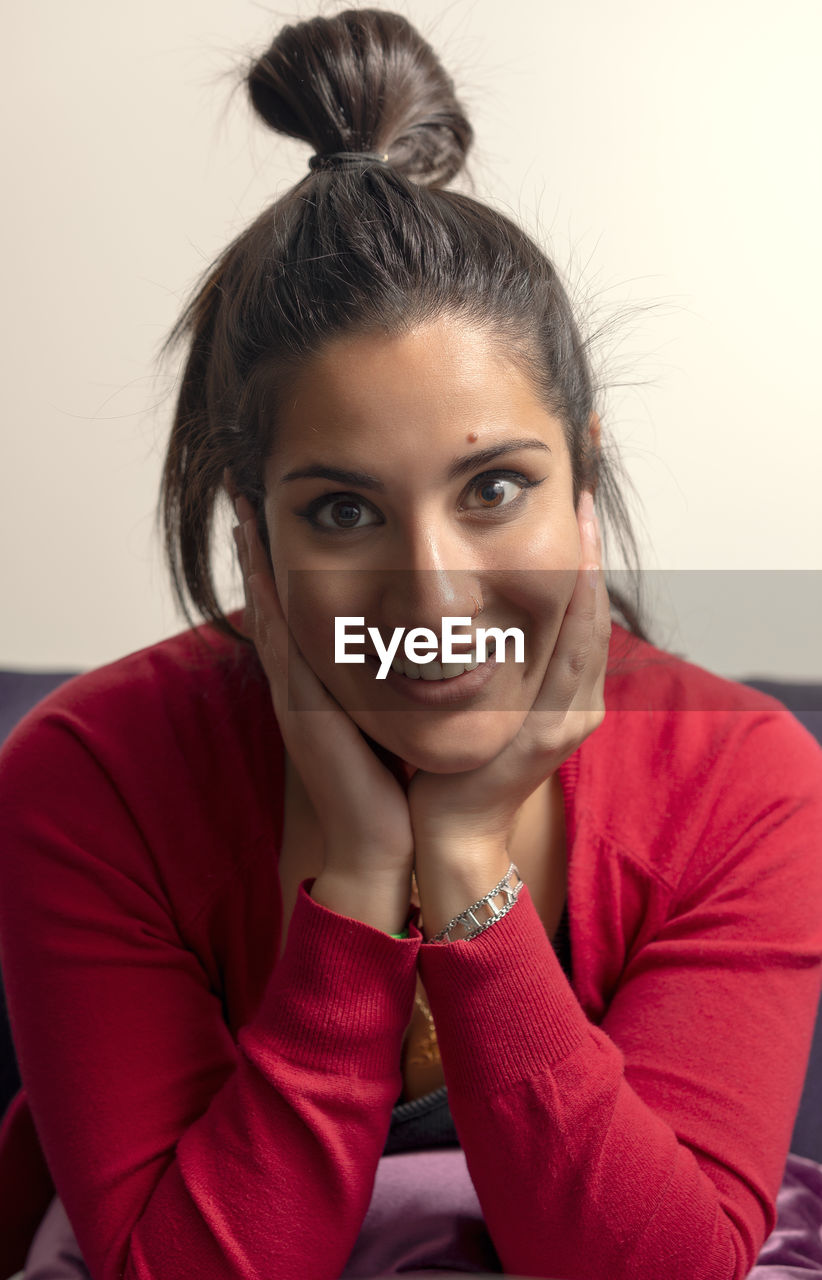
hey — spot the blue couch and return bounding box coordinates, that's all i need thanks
[1,669,821,1163]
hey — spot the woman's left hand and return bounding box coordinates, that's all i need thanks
[407,491,610,866]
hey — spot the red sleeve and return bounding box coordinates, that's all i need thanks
[0,712,421,1280]
[418,708,822,1280]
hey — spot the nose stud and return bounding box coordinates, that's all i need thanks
[470,594,484,619]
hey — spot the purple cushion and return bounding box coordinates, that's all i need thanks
[21,1152,822,1279]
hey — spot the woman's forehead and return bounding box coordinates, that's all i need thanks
[267,320,566,465]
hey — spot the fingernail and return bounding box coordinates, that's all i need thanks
[243,519,254,555]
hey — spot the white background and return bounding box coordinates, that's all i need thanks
[2,1,820,676]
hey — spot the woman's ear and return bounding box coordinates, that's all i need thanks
[223,467,273,568]
[223,467,240,504]
[587,411,601,498]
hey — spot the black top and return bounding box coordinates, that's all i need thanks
[383,900,572,1155]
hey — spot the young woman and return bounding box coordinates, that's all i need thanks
[1,9,821,1280]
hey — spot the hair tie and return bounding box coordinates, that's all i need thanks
[308,150,390,171]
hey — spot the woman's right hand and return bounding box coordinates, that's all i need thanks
[232,492,415,933]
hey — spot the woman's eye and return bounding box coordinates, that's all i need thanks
[462,472,541,512]
[300,471,543,532]
[303,495,381,531]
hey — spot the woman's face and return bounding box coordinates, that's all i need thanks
[261,317,587,773]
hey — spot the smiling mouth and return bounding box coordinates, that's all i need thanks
[362,650,500,705]
[364,649,480,682]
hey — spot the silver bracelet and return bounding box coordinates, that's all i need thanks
[428,862,523,944]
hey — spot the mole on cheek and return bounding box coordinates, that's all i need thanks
[466,432,478,443]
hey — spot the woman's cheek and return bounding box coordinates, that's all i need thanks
[304,602,344,670]
[275,573,340,682]
[500,521,580,669]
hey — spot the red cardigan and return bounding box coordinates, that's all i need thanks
[0,621,820,1279]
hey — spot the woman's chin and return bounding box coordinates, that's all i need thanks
[359,710,524,776]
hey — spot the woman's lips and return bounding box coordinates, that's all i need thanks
[363,651,499,704]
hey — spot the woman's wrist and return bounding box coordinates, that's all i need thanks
[310,866,413,936]
[413,843,512,941]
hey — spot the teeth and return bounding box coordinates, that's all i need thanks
[389,653,478,681]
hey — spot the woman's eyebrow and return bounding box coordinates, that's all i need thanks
[278,437,552,490]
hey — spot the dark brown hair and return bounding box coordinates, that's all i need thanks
[160,7,646,641]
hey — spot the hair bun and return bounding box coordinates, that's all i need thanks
[246,8,472,188]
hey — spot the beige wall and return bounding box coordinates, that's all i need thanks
[2,1,820,676]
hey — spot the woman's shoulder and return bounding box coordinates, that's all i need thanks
[603,623,822,759]
[605,621,793,716]
[586,623,822,879]
[0,612,278,799]
[4,612,262,744]
[0,615,283,922]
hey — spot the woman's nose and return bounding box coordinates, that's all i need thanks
[375,525,481,637]
[382,569,475,631]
